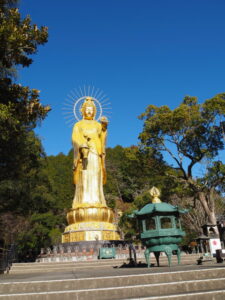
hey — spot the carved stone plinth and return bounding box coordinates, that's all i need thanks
[62,205,120,243]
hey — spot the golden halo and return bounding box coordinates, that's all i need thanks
[62,86,112,126]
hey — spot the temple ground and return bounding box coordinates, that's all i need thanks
[1,254,225,299]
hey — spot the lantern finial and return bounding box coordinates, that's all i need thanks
[149,187,161,203]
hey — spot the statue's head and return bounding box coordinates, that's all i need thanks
[81,97,96,120]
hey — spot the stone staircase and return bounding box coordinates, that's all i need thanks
[8,254,198,274]
[0,254,225,299]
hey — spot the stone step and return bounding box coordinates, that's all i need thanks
[11,254,200,268]
[9,255,201,274]
[0,276,225,299]
[9,262,125,274]
[1,267,225,295]
[11,258,127,268]
[12,254,200,267]
[129,290,225,300]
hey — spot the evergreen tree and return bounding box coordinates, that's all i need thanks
[139,94,225,232]
[0,0,51,255]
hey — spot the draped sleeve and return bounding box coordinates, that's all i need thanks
[72,121,87,184]
[100,124,107,184]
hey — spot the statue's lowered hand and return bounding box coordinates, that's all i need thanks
[80,146,89,170]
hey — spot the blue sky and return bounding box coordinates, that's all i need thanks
[19,0,225,168]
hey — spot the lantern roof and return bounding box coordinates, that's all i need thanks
[135,202,188,216]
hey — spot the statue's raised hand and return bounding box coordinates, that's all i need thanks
[100,116,108,131]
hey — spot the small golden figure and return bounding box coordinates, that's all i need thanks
[149,186,161,203]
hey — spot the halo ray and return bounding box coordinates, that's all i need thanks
[67,95,76,102]
[64,115,75,120]
[74,88,82,98]
[84,85,87,97]
[100,98,110,104]
[65,119,75,125]
[98,94,107,102]
[63,103,74,108]
[64,99,74,105]
[65,115,75,120]
[93,88,100,99]
[102,102,112,106]
[70,90,78,99]
[79,86,83,97]
[95,89,104,100]
[91,86,95,97]
[62,111,74,115]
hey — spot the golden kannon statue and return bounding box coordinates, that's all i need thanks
[62,97,121,242]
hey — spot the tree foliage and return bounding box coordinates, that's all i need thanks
[139,94,225,228]
[0,0,48,74]
[45,150,74,212]
[0,0,50,181]
[0,0,52,258]
[104,145,175,238]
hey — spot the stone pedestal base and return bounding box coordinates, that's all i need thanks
[62,222,120,243]
[62,206,121,243]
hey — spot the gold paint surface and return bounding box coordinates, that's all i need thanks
[149,186,161,203]
[67,206,115,224]
[62,97,121,243]
[62,229,120,243]
[65,221,118,231]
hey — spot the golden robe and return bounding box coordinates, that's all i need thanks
[72,119,107,208]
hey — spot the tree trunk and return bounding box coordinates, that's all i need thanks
[198,192,219,235]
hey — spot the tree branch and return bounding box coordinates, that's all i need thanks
[162,140,187,179]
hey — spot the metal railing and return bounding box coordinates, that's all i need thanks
[0,244,16,274]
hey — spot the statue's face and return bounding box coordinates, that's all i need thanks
[84,106,94,119]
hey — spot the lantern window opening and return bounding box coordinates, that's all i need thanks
[145,217,156,231]
[160,217,173,229]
